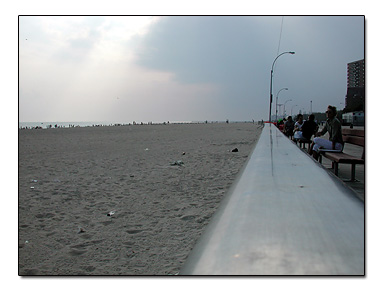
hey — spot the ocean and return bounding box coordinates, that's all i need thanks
[18,121,201,129]
[19,121,115,129]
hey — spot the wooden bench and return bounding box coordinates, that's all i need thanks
[291,134,312,150]
[297,137,312,150]
[319,128,364,181]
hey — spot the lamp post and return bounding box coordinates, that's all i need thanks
[291,104,298,116]
[269,51,295,122]
[283,99,292,117]
[275,88,288,121]
[277,104,283,119]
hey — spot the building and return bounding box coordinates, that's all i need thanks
[344,59,365,113]
[342,111,365,126]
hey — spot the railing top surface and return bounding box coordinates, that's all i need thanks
[180,124,364,275]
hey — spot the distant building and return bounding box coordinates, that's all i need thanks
[342,111,365,126]
[345,59,365,113]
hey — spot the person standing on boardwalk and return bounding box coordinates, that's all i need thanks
[309,105,344,160]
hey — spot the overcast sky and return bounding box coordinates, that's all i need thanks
[19,15,364,123]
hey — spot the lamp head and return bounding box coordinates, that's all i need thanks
[289,51,295,54]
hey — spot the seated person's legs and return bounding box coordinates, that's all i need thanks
[312,137,332,152]
[311,137,332,160]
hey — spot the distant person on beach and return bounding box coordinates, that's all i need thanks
[293,114,304,140]
[309,105,344,160]
[283,116,294,137]
[301,114,318,141]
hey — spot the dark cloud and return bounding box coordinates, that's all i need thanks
[133,16,364,119]
[135,16,274,85]
[133,16,284,118]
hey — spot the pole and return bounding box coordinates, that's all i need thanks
[277,104,283,120]
[291,105,297,116]
[275,88,288,121]
[283,99,292,117]
[269,70,273,122]
[269,52,295,122]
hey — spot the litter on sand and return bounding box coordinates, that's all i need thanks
[107,211,116,217]
[77,227,86,234]
[170,160,184,166]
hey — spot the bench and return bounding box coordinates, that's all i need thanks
[318,128,364,181]
[297,137,312,150]
[290,134,312,150]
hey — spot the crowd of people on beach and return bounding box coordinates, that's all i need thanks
[19,124,82,130]
[279,105,344,161]
[19,120,262,130]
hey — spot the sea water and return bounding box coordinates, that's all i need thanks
[18,121,198,129]
[18,121,113,129]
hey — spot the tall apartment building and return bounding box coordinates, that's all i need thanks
[345,59,365,112]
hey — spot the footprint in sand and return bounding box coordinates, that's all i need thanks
[180,215,196,221]
[126,229,143,234]
[69,249,87,256]
[69,239,103,256]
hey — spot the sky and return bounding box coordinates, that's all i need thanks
[19,15,364,123]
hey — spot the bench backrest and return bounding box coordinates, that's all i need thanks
[342,128,364,147]
[342,128,364,138]
[342,128,365,159]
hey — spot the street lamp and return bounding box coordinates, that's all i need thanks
[269,51,295,122]
[277,104,283,119]
[275,88,288,121]
[283,99,292,117]
[291,104,298,116]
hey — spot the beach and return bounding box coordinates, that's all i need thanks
[18,122,262,275]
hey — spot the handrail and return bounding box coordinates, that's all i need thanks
[180,124,364,275]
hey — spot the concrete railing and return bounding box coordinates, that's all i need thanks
[180,123,364,275]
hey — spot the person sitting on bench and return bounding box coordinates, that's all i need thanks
[293,114,304,140]
[301,114,318,141]
[309,105,344,160]
[283,116,294,137]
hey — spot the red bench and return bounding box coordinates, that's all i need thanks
[319,128,364,181]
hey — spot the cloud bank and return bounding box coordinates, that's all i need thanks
[19,16,364,123]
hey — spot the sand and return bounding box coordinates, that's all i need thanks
[18,122,262,275]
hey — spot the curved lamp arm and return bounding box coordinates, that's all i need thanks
[269,51,295,121]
